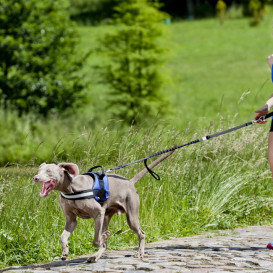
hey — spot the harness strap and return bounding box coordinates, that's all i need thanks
[84,171,109,202]
[61,166,109,205]
[61,189,102,200]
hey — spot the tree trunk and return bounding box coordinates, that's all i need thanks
[186,0,195,19]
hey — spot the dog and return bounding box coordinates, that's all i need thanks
[33,150,174,263]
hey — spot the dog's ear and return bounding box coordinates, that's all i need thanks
[58,163,79,176]
[39,162,46,169]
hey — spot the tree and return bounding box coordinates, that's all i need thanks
[241,0,271,25]
[0,0,86,117]
[97,0,169,125]
[216,0,227,25]
[68,0,117,24]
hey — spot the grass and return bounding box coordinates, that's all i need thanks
[168,17,273,127]
[2,12,273,268]
[1,122,273,268]
[78,10,273,128]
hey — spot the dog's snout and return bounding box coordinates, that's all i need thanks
[33,176,40,182]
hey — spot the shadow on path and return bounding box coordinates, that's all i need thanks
[1,244,268,272]
[0,256,88,273]
[151,245,267,252]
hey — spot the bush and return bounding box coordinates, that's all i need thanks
[68,0,117,24]
[216,0,227,24]
[97,0,170,125]
[242,0,270,25]
[0,0,86,117]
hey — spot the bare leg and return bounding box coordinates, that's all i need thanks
[268,132,273,178]
[60,214,77,260]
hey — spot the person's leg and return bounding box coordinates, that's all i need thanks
[267,120,273,249]
[268,119,273,178]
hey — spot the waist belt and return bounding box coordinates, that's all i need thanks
[61,165,109,205]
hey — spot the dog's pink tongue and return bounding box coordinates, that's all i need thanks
[40,180,55,197]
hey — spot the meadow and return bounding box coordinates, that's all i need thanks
[1,11,273,267]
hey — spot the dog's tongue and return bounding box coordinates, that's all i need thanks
[40,180,55,197]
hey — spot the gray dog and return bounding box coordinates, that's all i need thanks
[33,151,174,263]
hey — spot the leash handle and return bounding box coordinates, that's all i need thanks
[255,111,273,123]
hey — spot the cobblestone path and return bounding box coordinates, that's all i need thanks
[2,225,273,273]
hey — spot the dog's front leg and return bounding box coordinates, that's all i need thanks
[87,207,106,263]
[60,214,77,260]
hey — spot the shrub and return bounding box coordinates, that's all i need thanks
[242,0,270,25]
[0,0,86,117]
[97,0,170,125]
[216,0,227,24]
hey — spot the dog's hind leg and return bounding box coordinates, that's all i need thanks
[60,214,77,260]
[100,209,116,245]
[127,215,145,259]
[126,197,145,259]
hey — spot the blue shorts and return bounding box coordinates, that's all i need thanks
[271,117,273,132]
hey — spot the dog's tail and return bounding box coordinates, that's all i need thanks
[129,146,176,184]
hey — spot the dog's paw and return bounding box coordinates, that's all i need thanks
[87,255,98,263]
[61,255,68,261]
[101,230,111,243]
[134,251,144,259]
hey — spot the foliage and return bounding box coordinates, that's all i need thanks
[242,0,270,25]
[68,0,117,24]
[67,0,273,23]
[97,0,170,125]
[0,0,86,117]
[216,0,227,24]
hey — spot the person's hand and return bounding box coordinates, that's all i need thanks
[254,105,268,124]
[267,55,273,69]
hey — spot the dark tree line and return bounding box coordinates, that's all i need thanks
[68,0,272,23]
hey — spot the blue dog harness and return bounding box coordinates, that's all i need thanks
[61,166,109,205]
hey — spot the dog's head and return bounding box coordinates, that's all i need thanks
[33,162,79,197]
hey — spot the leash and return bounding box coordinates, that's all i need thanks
[105,112,273,177]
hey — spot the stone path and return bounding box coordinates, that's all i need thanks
[2,225,273,273]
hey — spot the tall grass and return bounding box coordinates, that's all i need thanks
[1,116,273,267]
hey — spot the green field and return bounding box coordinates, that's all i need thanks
[2,13,273,268]
[78,13,273,129]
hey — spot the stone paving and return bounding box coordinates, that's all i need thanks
[3,225,273,273]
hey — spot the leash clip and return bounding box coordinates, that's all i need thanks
[253,114,266,124]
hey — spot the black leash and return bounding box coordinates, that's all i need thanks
[106,112,273,178]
